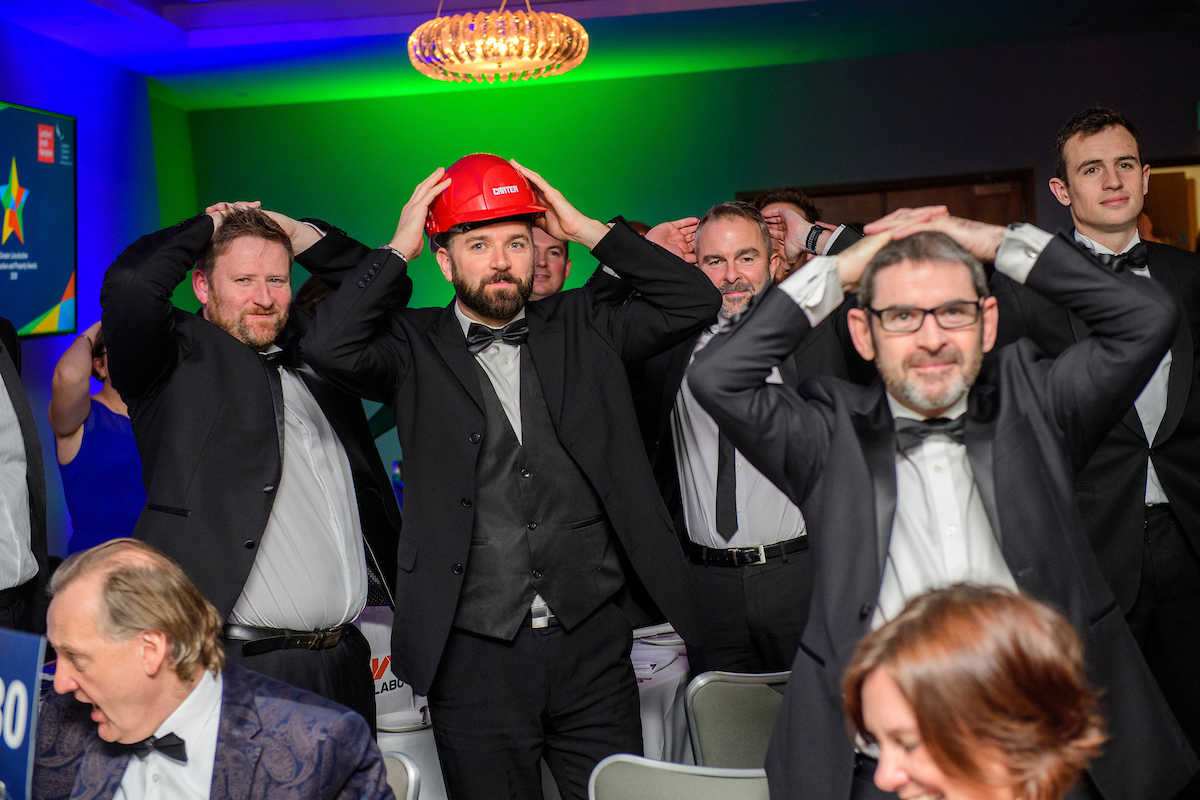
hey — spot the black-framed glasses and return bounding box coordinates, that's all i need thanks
[866,300,983,333]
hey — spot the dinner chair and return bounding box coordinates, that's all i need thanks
[588,753,768,800]
[685,670,790,767]
[382,750,421,800]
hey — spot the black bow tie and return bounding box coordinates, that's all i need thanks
[895,416,965,452]
[1094,241,1148,273]
[466,319,529,355]
[122,732,188,763]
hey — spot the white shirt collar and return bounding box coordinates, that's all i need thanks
[1074,229,1141,257]
[886,391,968,422]
[453,302,526,338]
[151,669,223,751]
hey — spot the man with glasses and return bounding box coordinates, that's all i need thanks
[688,208,1197,800]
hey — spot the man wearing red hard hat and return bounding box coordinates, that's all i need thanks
[269,154,721,800]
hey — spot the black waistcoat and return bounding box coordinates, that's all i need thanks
[452,349,624,640]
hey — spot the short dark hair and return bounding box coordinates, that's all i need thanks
[196,208,294,277]
[695,201,774,264]
[858,232,987,309]
[753,187,821,224]
[1053,106,1142,184]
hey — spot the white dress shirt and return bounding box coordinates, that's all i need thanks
[674,319,807,548]
[778,224,1053,626]
[1074,231,1170,505]
[229,355,367,631]
[0,370,37,591]
[116,670,223,800]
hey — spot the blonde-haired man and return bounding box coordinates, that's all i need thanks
[34,539,394,800]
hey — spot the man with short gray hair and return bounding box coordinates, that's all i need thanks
[688,209,1197,799]
[34,538,394,800]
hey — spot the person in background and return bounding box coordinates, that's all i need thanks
[992,107,1200,781]
[49,321,146,555]
[34,538,393,800]
[0,315,46,633]
[754,187,828,283]
[843,584,1106,800]
[530,228,572,301]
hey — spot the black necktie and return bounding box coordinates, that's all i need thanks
[715,431,739,541]
[895,416,965,452]
[1094,242,1149,273]
[123,732,188,763]
[260,350,286,464]
[466,319,529,355]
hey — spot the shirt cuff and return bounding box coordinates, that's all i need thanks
[820,225,847,256]
[994,224,1052,284]
[302,221,327,238]
[777,255,844,327]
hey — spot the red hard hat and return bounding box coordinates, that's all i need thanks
[426,153,546,244]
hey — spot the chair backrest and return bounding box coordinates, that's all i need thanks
[589,753,768,800]
[382,750,421,800]
[685,670,790,768]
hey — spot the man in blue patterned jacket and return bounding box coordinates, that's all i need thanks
[34,539,393,800]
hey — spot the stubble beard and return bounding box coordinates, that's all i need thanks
[207,289,289,349]
[875,330,983,415]
[453,262,533,323]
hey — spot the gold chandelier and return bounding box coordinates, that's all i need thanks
[408,0,589,84]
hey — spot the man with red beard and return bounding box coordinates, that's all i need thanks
[282,153,719,800]
[100,205,402,732]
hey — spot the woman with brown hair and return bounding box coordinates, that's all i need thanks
[843,584,1107,800]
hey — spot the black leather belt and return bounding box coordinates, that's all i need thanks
[684,535,809,567]
[221,623,348,657]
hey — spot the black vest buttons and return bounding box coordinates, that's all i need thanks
[469,433,481,443]
[461,498,472,508]
[263,485,275,493]
[532,569,544,579]
[244,540,256,549]
[452,563,464,574]
[858,603,872,619]
[521,469,531,478]
[527,522,538,530]
[357,281,366,288]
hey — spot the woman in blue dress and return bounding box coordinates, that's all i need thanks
[49,321,146,554]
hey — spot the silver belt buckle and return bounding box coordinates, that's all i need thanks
[745,544,767,565]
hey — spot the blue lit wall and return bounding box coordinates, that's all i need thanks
[0,19,159,556]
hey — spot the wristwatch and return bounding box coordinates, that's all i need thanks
[805,224,828,254]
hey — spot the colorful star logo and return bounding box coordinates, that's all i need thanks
[1,158,28,244]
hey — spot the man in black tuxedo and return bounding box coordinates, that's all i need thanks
[689,208,1197,800]
[0,316,46,632]
[992,108,1200,772]
[590,201,872,675]
[100,206,402,729]
[289,155,719,800]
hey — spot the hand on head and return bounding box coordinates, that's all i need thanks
[763,206,829,266]
[646,217,700,264]
[390,167,452,263]
[205,200,261,229]
[865,207,1007,263]
[510,160,610,250]
[836,206,949,292]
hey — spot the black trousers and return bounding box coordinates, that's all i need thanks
[427,600,643,800]
[684,547,814,676]
[222,623,376,735]
[1126,505,1200,800]
[0,576,40,634]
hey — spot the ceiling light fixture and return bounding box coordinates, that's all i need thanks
[408,0,589,84]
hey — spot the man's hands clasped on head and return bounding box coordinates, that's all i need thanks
[510,160,612,250]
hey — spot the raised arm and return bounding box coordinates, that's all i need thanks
[100,215,217,401]
[48,321,100,462]
[299,169,444,402]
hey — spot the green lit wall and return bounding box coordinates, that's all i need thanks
[175,26,1200,311]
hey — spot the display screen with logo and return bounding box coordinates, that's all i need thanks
[0,628,45,800]
[0,102,76,338]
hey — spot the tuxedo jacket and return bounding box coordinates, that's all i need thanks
[587,229,874,542]
[992,240,1200,611]
[100,216,402,619]
[0,317,46,629]
[688,233,1197,800]
[33,663,394,800]
[297,219,723,696]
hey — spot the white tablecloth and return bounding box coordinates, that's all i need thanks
[370,618,694,800]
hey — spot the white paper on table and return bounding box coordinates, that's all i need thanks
[631,641,678,677]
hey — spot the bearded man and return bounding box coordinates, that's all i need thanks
[100,205,402,731]
[688,207,1198,800]
[274,154,719,800]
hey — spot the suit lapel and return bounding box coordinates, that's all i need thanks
[661,334,700,425]
[965,382,1002,543]
[524,311,565,428]
[429,302,486,414]
[1149,256,1193,445]
[851,383,897,577]
[0,339,46,569]
[76,740,132,800]
[209,666,265,799]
